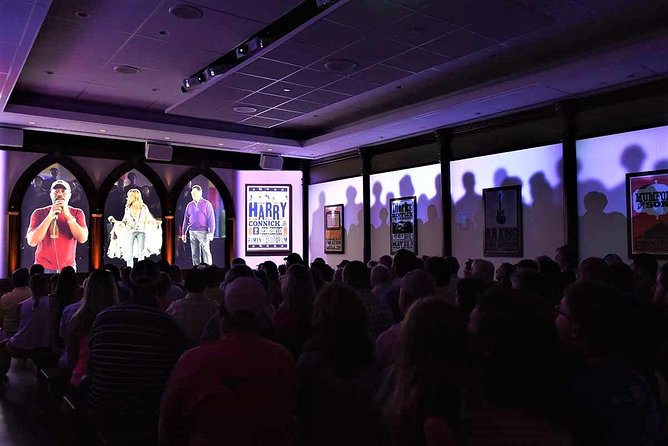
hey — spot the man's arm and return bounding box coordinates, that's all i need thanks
[181,202,191,242]
[66,209,88,243]
[26,208,56,247]
[206,200,215,235]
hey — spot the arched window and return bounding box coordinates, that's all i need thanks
[21,163,90,272]
[103,170,163,268]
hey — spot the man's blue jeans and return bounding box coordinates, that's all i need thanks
[189,230,212,265]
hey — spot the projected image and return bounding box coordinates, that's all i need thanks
[175,175,226,268]
[21,164,89,272]
[104,170,162,268]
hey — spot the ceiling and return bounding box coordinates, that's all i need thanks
[2,0,668,159]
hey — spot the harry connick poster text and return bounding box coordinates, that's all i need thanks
[246,185,291,254]
[390,197,417,254]
[628,170,668,257]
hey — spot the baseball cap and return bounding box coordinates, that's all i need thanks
[284,253,303,265]
[51,179,71,192]
[224,277,271,320]
[130,260,161,287]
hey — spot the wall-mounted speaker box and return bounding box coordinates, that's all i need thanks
[145,142,173,161]
[259,153,283,170]
[0,127,24,147]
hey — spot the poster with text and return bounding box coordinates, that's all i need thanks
[246,184,291,255]
[483,185,523,257]
[627,170,668,258]
[324,204,344,254]
[390,196,417,254]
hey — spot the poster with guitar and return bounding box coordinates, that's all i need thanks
[483,185,523,257]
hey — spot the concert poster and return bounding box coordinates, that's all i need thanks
[324,204,344,254]
[483,185,523,257]
[390,196,417,254]
[245,184,291,255]
[626,170,668,258]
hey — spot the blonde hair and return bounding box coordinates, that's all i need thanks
[126,188,144,208]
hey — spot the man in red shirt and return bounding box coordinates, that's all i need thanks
[26,180,88,272]
[160,277,297,446]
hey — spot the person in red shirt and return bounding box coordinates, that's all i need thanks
[160,277,297,446]
[26,180,88,273]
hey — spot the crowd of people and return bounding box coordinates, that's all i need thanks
[0,247,667,446]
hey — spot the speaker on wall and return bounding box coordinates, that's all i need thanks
[145,142,173,161]
[0,127,23,147]
[259,153,283,170]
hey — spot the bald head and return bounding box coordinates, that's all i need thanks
[472,259,495,285]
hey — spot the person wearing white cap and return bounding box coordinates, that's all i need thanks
[26,179,88,273]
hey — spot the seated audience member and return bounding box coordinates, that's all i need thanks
[260,261,283,308]
[202,265,224,305]
[105,263,130,302]
[0,268,31,340]
[463,259,474,278]
[536,255,564,297]
[608,262,635,297]
[444,256,461,295]
[376,269,435,368]
[66,270,118,388]
[378,255,393,270]
[87,260,186,444]
[383,249,419,323]
[511,269,555,305]
[166,268,219,347]
[495,262,515,289]
[298,282,382,446]
[456,278,488,321]
[160,277,297,446]
[168,265,186,291]
[58,291,84,368]
[471,259,495,285]
[284,253,303,270]
[367,260,379,269]
[555,282,661,445]
[49,267,82,355]
[654,263,668,307]
[274,264,316,359]
[383,297,468,446]
[29,263,45,276]
[603,253,624,264]
[576,257,611,285]
[632,253,659,304]
[156,272,176,312]
[310,261,334,293]
[0,274,53,390]
[555,245,578,287]
[371,264,393,303]
[231,257,247,267]
[516,258,539,271]
[468,288,569,444]
[425,256,456,305]
[343,261,393,341]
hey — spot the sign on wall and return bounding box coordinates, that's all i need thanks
[627,169,668,258]
[245,184,291,255]
[390,196,417,254]
[483,185,523,257]
[324,204,344,254]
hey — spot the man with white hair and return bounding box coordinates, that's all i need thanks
[26,179,88,272]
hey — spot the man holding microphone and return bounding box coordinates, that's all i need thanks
[181,185,215,266]
[26,180,88,272]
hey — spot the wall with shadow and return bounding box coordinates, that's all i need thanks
[577,124,668,261]
[369,164,442,260]
[308,176,364,264]
[450,144,564,268]
[235,170,303,269]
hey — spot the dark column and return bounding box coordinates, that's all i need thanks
[301,161,310,262]
[7,211,20,274]
[90,213,103,269]
[436,130,453,256]
[361,149,371,263]
[560,101,579,251]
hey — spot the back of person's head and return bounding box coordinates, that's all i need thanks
[310,282,372,375]
[284,252,304,269]
[282,264,316,314]
[655,263,668,305]
[169,264,184,284]
[576,257,611,284]
[120,266,132,284]
[603,253,623,264]
[370,264,391,288]
[379,255,393,270]
[278,264,287,276]
[511,269,553,303]
[73,269,119,333]
[103,263,121,283]
[556,245,578,271]
[495,262,515,288]
[367,260,379,269]
[472,259,495,285]
[54,266,79,304]
[392,249,418,279]
[225,264,255,284]
[424,256,451,287]
[221,277,268,332]
[231,257,246,267]
[260,260,279,282]
[516,258,539,271]
[157,272,172,297]
[129,260,161,305]
[185,267,207,293]
[29,273,50,309]
[342,260,371,290]
[632,253,659,279]
[203,265,222,288]
[11,268,29,288]
[445,256,460,276]
[456,278,488,320]
[609,262,634,295]
[29,264,45,276]
[399,269,435,315]
[310,261,334,283]
[561,281,628,356]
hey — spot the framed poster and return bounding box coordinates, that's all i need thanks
[626,169,668,258]
[245,184,291,255]
[390,196,417,254]
[483,185,523,257]
[324,204,344,254]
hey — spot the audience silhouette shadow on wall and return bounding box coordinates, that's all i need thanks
[579,191,627,259]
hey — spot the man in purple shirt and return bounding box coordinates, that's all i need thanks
[181,185,215,266]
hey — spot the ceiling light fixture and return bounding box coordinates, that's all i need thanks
[99,129,107,133]
[75,11,89,18]
[163,136,171,140]
[283,88,291,92]
[28,121,36,125]
[217,143,225,146]
[233,106,258,114]
[168,4,203,19]
[114,65,140,75]
[324,59,357,72]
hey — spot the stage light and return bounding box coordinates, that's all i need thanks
[235,37,267,60]
[181,74,204,93]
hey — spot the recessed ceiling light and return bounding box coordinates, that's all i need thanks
[163,136,171,140]
[75,11,89,18]
[410,26,424,34]
[28,121,36,125]
[168,4,203,19]
[267,148,273,152]
[152,88,160,92]
[46,71,54,75]
[114,65,140,75]
[158,30,170,36]
[217,143,225,146]
[233,106,258,114]
[283,88,291,92]
[324,59,357,72]
[99,129,107,133]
